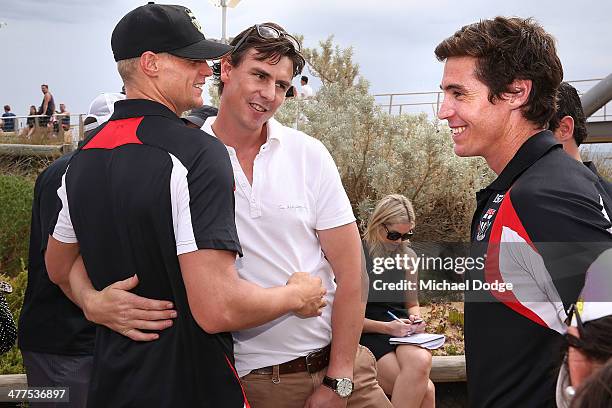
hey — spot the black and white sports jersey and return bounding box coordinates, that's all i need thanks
[51,99,246,408]
[465,131,612,408]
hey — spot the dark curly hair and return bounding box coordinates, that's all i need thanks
[435,16,563,128]
[215,22,305,95]
[548,82,588,146]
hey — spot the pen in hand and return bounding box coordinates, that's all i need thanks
[387,310,407,323]
[387,310,424,325]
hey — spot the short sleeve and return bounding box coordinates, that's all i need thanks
[314,142,355,230]
[50,166,78,244]
[169,145,242,256]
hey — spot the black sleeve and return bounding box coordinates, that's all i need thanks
[177,139,242,256]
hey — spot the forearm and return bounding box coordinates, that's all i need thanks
[209,278,301,332]
[362,317,389,334]
[327,278,365,378]
[67,256,99,319]
[407,305,421,316]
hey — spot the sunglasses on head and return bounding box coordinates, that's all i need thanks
[383,224,414,241]
[232,24,301,54]
[564,303,586,349]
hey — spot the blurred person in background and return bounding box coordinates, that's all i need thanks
[360,194,434,408]
[21,105,38,138]
[548,81,612,199]
[182,104,218,129]
[300,75,314,99]
[18,91,129,408]
[2,105,16,132]
[57,103,71,131]
[38,84,55,127]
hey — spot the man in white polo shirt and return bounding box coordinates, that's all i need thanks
[75,22,391,407]
[201,23,391,408]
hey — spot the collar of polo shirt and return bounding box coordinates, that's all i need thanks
[202,116,284,146]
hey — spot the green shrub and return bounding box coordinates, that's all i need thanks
[448,308,464,328]
[0,174,34,277]
[0,266,27,374]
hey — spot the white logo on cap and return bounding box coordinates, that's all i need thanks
[184,8,203,34]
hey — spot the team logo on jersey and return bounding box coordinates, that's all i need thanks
[483,208,496,220]
[185,8,203,33]
[476,208,496,241]
[476,221,491,241]
[493,194,505,204]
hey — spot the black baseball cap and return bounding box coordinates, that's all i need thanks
[111,3,233,62]
[183,105,219,127]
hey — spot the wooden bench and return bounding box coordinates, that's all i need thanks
[0,355,466,389]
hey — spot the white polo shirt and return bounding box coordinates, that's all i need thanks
[202,116,355,377]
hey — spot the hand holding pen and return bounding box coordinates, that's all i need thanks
[386,311,426,336]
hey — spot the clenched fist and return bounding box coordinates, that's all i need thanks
[286,272,327,318]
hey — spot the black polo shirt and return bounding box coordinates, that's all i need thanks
[465,131,612,408]
[584,161,612,206]
[50,99,246,407]
[19,152,96,356]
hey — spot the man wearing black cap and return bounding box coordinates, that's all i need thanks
[45,4,326,407]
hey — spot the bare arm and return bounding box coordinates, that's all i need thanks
[317,222,364,378]
[304,222,363,407]
[179,249,326,334]
[406,264,425,333]
[46,236,79,285]
[41,94,50,114]
[45,235,79,304]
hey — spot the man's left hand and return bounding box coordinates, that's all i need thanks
[304,384,347,408]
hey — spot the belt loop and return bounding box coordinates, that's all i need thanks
[272,364,280,384]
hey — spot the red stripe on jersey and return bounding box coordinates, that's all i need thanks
[224,354,250,408]
[485,192,548,328]
[82,117,144,150]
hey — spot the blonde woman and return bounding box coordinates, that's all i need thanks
[361,194,435,408]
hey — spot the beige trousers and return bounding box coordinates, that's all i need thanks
[240,345,393,408]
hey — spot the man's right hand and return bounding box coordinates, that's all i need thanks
[82,274,177,341]
[286,272,327,318]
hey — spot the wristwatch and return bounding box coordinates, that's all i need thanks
[322,376,354,398]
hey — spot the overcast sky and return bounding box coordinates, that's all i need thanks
[1,0,610,116]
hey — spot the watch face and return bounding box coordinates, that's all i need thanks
[336,378,353,398]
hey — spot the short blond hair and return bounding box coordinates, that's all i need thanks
[116,57,140,84]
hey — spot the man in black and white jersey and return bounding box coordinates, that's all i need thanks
[436,17,612,407]
[44,4,325,407]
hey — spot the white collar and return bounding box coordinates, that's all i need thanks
[201,116,283,145]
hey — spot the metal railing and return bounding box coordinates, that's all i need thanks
[374,78,610,121]
[0,113,85,147]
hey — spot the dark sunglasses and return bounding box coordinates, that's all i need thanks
[383,224,414,241]
[232,24,301,54]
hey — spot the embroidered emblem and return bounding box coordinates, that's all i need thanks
[185,8,203,34]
